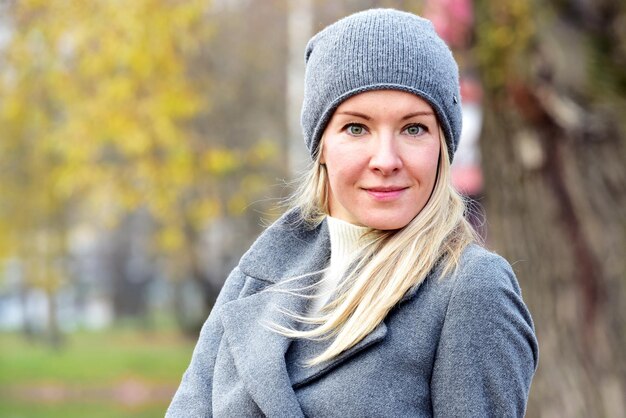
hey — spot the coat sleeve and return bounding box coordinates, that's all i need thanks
[166,267,247,418]
[431,253,539,417]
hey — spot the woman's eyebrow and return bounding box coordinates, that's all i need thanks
[402,111,435,120]
[334,111,371,120]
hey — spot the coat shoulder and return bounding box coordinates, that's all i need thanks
[453,243,522,295]
[431,245,539,416]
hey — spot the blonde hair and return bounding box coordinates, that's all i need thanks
[274,127,478,366]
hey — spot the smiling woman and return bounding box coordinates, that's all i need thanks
[321,90,441,230]
[167,8,538,418]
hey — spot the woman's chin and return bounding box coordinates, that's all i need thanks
[358,215,411,231]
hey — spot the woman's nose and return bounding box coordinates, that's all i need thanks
[368,133,403,175]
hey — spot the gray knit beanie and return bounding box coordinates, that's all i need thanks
[301,8,462,161]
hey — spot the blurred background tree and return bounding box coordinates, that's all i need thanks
[474,0,626,416]
[0,0,282,341]
[0,0,624,416]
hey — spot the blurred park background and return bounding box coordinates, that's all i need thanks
[0,0,624,417]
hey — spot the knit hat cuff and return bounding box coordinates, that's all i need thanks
[309,83,456,160]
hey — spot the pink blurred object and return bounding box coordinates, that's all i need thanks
[425,0,483,195]
[461,76,483,104]
[423,0,474,48]
[452,76,484,195]
[451,165,483,195]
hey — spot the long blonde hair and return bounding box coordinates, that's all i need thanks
[275,127,478,366]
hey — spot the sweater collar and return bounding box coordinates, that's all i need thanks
[326,216,368,271]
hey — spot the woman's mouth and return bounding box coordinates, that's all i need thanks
[364,187,408,201]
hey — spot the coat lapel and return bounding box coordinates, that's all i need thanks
[219,210,331,416]
[221,286,311,417]
[286,266,432,388]
[286,320,388,389]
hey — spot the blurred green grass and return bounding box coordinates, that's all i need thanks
[0,329,196,418]
[0,401,167,418]
[0,329,195,385]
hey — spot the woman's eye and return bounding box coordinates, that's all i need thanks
[346,124,366,136]
[404,124,426,136]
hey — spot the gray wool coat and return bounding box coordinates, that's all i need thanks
[166,210,538,417]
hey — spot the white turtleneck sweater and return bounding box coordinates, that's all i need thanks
[309,216,368,314]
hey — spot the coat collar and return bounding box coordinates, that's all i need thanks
[219,209,328,416]
[219,209,414,415]
[238,208,330,283]
[221,280,389,416]
[286,319,388,389]
[221,286,309,417]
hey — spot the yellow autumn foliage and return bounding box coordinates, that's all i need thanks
[0,0,279,288]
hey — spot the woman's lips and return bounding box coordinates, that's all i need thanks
[364,187,408,201]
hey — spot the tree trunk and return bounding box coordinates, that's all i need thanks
[45,285,64,349]
[475,0,626,416]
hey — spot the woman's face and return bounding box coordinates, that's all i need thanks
[321,90,441,230]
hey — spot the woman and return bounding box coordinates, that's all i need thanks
[167,8,538,417]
